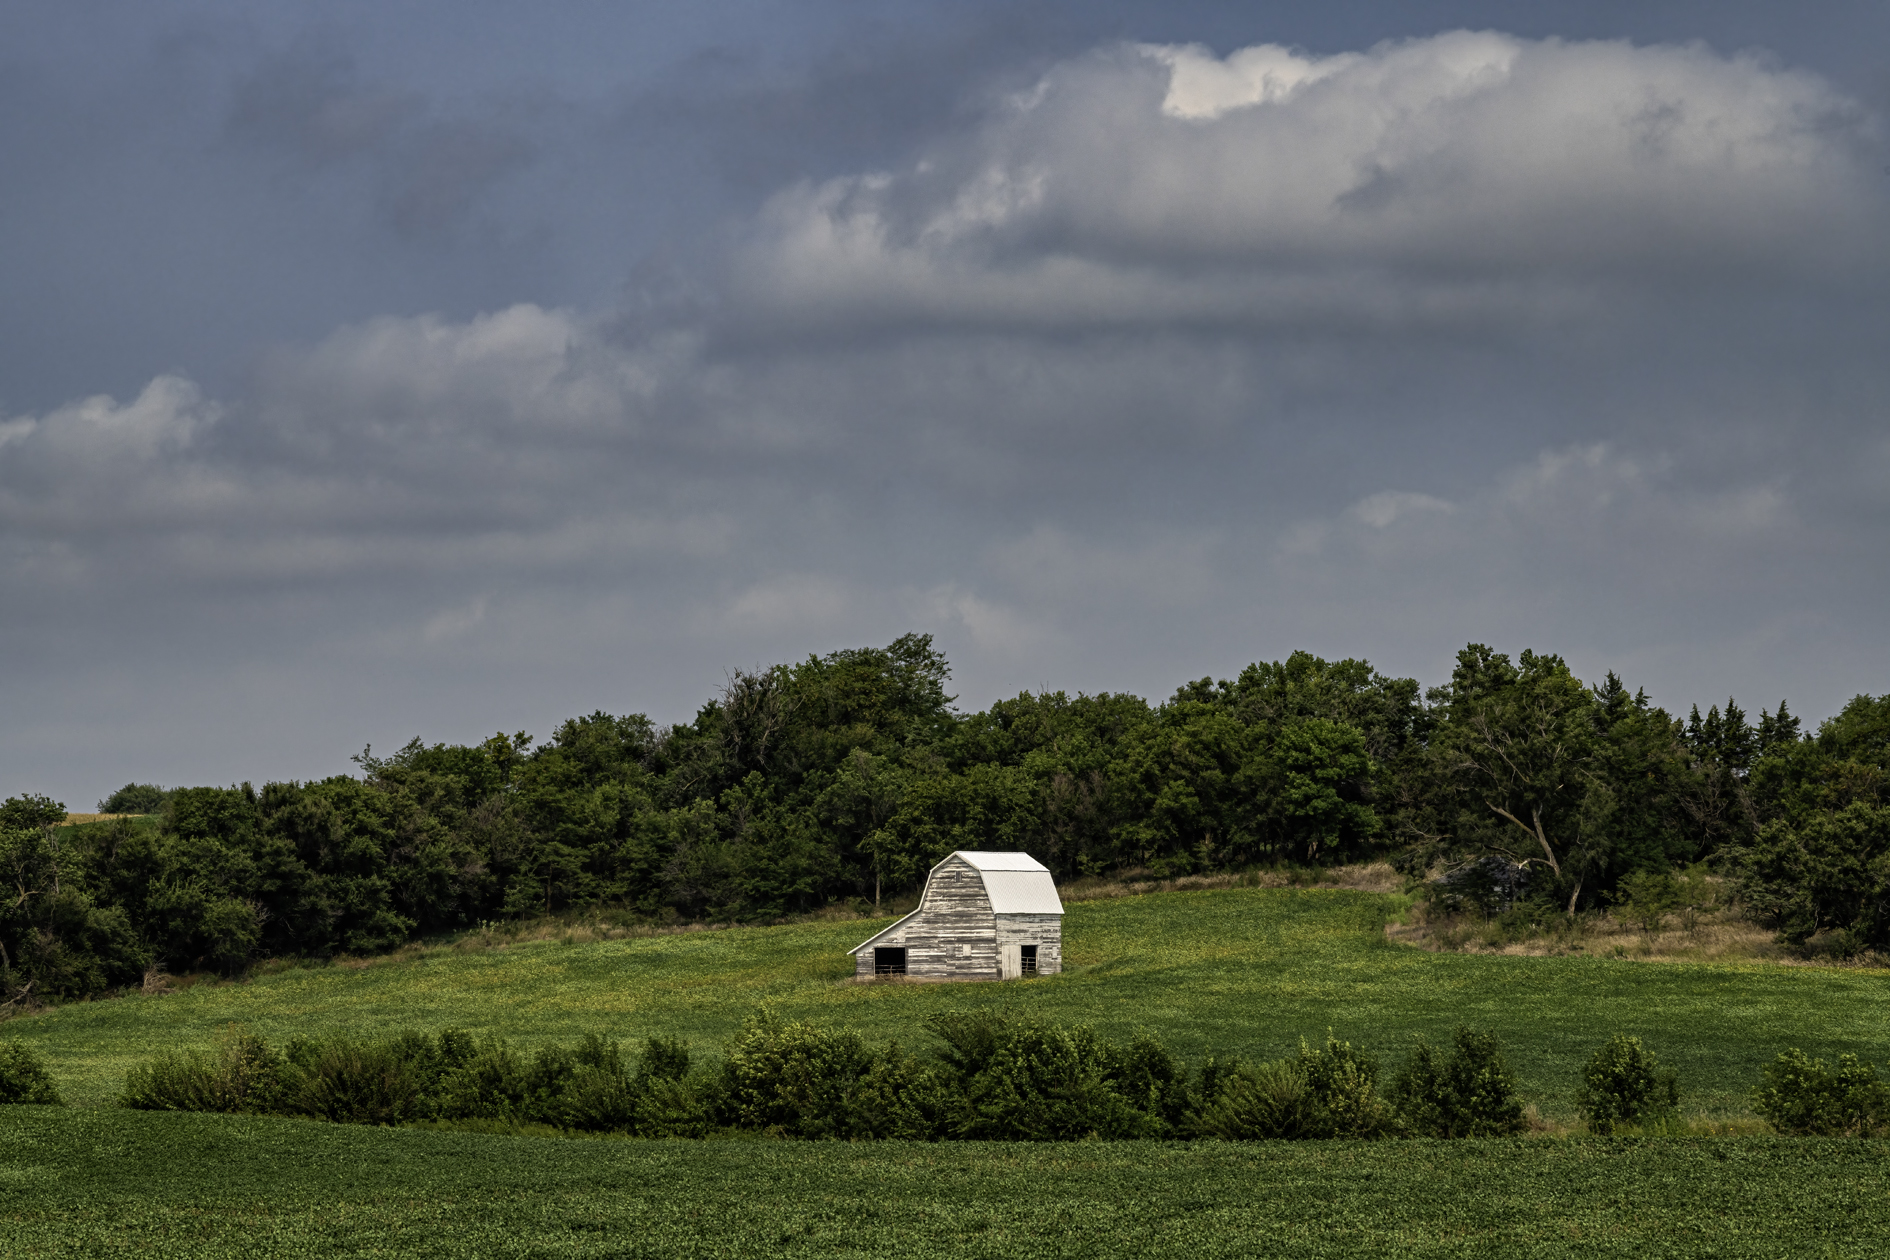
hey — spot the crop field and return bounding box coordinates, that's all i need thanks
[4,1108,1889,1258]
[11,886,1890,1118]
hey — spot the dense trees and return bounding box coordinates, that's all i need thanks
[3,633,1885,1002]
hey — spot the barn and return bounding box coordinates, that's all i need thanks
[849,851,1063,980]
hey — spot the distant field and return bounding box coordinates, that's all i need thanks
[11,886,1890,1118]
[4,1109,1889,1259]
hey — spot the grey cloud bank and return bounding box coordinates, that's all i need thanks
[3,17,1887,808]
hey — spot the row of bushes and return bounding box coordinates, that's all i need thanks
[10,1015,1870,1139]
[9,1018,1882,1138]
[107,1014,1533,1140]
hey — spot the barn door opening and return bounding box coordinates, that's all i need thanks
[999,943,1022,980]
[1021,945,1038,975]
[874,947,907,976]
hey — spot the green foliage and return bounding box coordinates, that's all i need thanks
[15,1109,1890,1259]
[1731,803,1890,948]
[1388,1027,1527,1137]
[120,1027,291,1114]
[112,1014,1610,1146]
[1751,1049,1890,1137]
[1193,1057,1320,1139]
[1611,869,1683,936]
[98,784,169,815]
[717,1009,939,1139]
[0,1038,63,1105]
[1577,1035,1678,1134]
[933,1013,1154,1140]
[1193,1036,1436,1140]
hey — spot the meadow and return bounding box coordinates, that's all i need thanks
[10,885,1890,1119]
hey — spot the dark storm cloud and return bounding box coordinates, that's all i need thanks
[2,8,1889,810]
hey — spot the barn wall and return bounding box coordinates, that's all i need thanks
[909,856,1000,979]
[995,913,1063,975]
[856,856,1001,980]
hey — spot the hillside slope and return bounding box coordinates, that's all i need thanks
[10,887,1889,1116]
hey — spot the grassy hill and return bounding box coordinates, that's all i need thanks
[12,885,1890,1118]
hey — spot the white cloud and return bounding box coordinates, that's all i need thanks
[0,375,217,464]
[911,584,1058,659]
[1147,42,1360,119]
[735,33,1883,333]
[726,574,852,633]
[423,596,488,643]
[1350,490,1455,529]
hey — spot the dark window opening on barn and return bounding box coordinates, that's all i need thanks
[1021,945,1038,975]
[874,947,907,975]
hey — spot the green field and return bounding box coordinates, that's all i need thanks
[10,886,1890,1117]
[4,1108,1889,1258]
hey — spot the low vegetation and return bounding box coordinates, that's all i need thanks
[112,1012,1547,1142]
[5,1108,1890,1258]
[0,1039,61,1106]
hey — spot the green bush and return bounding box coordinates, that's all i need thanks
[1194,1037,1394,1140]
[1611,870,1683,936]
[120,1027,290,1113]
[1388,1027,1527,1137]
[1577,1035,1678,1134]
[1194,1058,1320,1139]
[718,1009,939,1139]
[98,784,168,815]
[947,1018,1152,1140]
[1103,1031,1193,1133]
[288,1032,439,1125]
[0,1039,63,1105]
[1752,1048,1889,1136]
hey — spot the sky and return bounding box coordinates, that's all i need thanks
[3,1,1888,808]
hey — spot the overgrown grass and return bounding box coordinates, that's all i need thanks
[8,886,1890,1120]
[3,1108,1889,1258]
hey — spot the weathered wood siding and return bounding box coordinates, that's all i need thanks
[853,854,1063,979]
[995,913,1062,975]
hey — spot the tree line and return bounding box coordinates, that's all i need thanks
[3,633,1886,1001]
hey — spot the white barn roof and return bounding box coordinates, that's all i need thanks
[955,852,1063,914]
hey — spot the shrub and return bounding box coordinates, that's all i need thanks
[120,1027,290,1113]
[98,783,168,815]
[1194,1058,1320,1139]
[522,1034,634,1131]
[1752,1049,1889,1136]
[1576,1035,1678,1134]
[1734,804,1890,948]
[1297,1036,1396,1137]
[431,1037,531,1122]
[1612,870,1683,937]
[1389,1027,1527,1137]
[1103,1032,1193,1133]
[287,1032,438,1125]
[1194,1037,1394,1140]
[950,1019,1153,1140]
[718,1009,939,1139]
[0,1039,63,1105]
